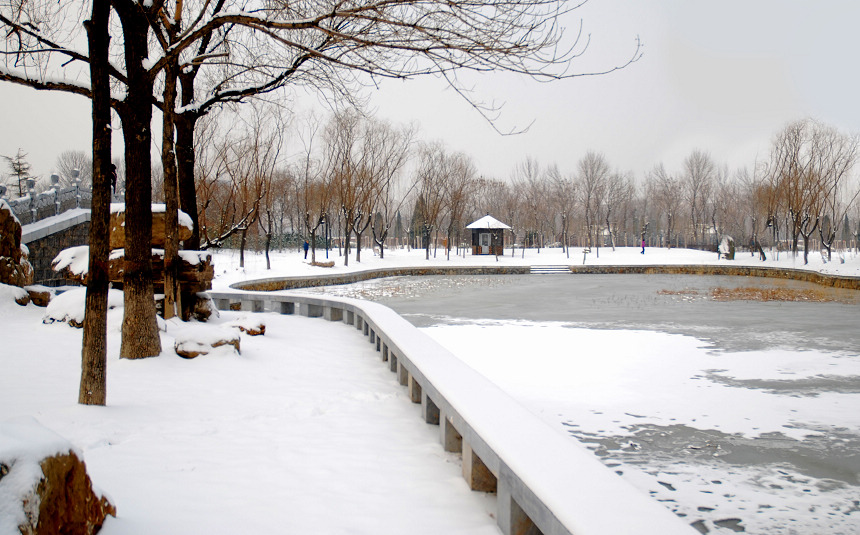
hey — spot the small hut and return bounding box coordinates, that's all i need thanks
[467,214,510,255]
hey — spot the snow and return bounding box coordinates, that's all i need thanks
[466,214,511,229]
[0,418,76,535]
[3,244,860,534]
[0,277,499,534]
[42,288,124,326]
[0,283,28,304]
[51,245,90,276]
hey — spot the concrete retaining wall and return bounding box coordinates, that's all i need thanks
[567,264,860,290]
[231,266,530,292]
[208,290,697,535]
[230,263,860,292]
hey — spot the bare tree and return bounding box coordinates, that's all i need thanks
[442,152,477,259]
[415,142,449,259]
[547,164,576,257]
[766,119,859,264]
[646,163,682,248]
[2,0,638,369]
[682,150,716,248]
[602,171,634,251]
[577,151,610,253]
[197,106,281,267]
[366,121,415,258]
[811,125,859,261]
[55,150,93,189]
[512,157,547,251]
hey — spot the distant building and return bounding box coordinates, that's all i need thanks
[467,214,510,255]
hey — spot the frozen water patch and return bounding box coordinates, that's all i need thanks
[574,423,860,534]
[420,322,860,534]
[297,274,515,301]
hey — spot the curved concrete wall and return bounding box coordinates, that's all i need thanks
[208,290,696,535]
[230,266,530,291]
[230,263,860,292]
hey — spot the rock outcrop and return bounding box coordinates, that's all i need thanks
[17,451,117,535]
[1,419,116,535]
[0,200,34,287]
[173,325,240,358]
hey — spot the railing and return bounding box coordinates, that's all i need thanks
[1,181,92,224]
[208,290,696,535]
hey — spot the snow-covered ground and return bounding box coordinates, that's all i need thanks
[2,244,859,534]
[1,286,498,534]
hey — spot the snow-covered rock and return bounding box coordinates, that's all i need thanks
[173,324,240,358]
[42,288,124,328]
[229,315,265,336]
[0,282,29,306]
[23,285,52,307]
[0,418,115,535]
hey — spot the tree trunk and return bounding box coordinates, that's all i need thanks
[79,0,111,405]
[342,217,351,266]
[239,226,248,268]
[176,112,199,250]
[117,4,162,359]
[265,211,272,269]
[161,54,181,320]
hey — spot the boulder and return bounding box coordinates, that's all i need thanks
[18,452,117,535]
[174,325,240,358]
[24,285,53,307]
[189,292,218,322]
[1,282,30,306]
[109,204,193,250]
[0,200,34,287]
[231,316,266,336]
[1,419,116,535]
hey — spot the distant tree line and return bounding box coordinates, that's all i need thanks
[195,113,860,266]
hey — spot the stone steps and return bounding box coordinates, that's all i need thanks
[529,265,571,274]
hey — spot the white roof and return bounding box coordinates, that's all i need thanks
[466,214,511,230]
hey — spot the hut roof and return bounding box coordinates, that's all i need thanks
[466,214,511,230]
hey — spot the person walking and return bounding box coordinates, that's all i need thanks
[641,237,646,254]
[303,240,309,259]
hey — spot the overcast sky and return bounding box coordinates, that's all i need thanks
[2,1,859,185]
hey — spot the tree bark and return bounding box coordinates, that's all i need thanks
[116,2,162,359]
[161,57,182,319]
[79,0,111,406]
[176,76,200,250]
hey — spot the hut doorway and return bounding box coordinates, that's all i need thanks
[479,232,491,254]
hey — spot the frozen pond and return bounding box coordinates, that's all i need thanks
[301,274,860,534]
